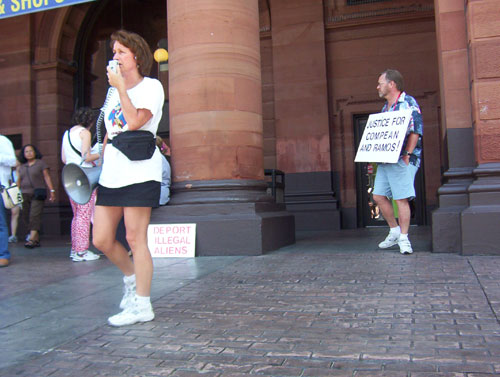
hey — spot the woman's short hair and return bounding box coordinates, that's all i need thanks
[382,69,404,92]
[18,144,43,163]
[71,107,98,128]
[110,29,153,77]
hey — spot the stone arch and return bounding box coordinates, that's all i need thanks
[31,4,93,208]
[34,4,92,65]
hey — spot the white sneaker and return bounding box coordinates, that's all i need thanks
[108,300,154,327]
[120,277,136,309]
[398,237,413,254]
[378,232,400,249]
[72,250,100,262]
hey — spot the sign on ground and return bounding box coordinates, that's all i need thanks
[148,224,196,258]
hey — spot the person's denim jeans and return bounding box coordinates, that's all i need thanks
[0,195,10,260]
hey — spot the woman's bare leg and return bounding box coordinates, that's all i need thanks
[93,205,134,276]
[123,206,153,296]
[10,206,19,237]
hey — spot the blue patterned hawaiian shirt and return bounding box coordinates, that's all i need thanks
[382,92,423,168]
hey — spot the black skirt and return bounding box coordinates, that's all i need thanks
[96,181,160,207]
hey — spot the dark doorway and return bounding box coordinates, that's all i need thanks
[72,0,169,138]
[73,0,167,110]
[354,114,426,227]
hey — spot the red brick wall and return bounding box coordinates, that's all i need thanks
[0,16,33,144]
[270,0,331,174]
[467,0,500,163]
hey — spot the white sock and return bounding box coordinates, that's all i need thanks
[390,226,401,234]
[123,274,136,286]
[399,233,408,240]
[135,294,151,307]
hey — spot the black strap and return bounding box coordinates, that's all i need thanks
[67,130,82,157]
[25,164,35,189]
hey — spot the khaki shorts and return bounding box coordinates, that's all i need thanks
[373,159,419,200]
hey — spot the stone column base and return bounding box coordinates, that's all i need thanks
[461,163,500,255]
[150,179,295,256]
[284,172,341,231]
[151,202,295,256]
[432,168,473,253]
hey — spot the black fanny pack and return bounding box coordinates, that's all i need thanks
[110,131,156,161]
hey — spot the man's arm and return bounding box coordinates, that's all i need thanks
[402,98,423,165]
[0,137,17,168]
[402,132,419,165]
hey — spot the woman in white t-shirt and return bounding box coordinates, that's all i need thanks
[61,107,101,262]
[92,30,164,327]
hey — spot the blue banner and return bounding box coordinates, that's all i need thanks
[0,0,96,20]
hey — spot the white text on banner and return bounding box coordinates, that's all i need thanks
[0,0,96,20]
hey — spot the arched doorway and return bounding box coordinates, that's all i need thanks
[73,0,169,135]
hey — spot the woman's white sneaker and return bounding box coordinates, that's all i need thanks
[120,276,137,309]
[108,300,154,327]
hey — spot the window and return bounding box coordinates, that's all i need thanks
[5,134,22,150]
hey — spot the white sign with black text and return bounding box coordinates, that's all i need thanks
[355,109,412,163]
[148,224,196,258]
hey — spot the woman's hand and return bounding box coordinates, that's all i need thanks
[43,168,56,203]
[107,64,125,91]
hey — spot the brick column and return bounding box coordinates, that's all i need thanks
[431,0,475,252]
[150,0,295,255]
[433,0,500,255]
[460,0,500,255]
[168,0,264,185]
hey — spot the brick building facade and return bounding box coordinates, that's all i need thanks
[0,0,498,255]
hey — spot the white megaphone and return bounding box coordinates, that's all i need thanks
[62,163,102,204]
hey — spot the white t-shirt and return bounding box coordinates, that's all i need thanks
[61,126,98,168]
[99,77,164,188]
[0,135,16,186]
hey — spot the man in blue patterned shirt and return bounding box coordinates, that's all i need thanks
[373,69,423,255]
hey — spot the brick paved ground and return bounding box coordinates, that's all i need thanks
[1,227,500,376]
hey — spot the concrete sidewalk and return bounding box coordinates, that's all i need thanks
[1,227,499,376]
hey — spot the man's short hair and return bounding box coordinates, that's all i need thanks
[382,69,404,92]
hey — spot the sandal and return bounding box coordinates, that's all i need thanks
[24,240,40,249]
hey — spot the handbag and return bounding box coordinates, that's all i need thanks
[1,183,23,209]
[110,130,156,161]
[33,188,47,201]
[26,164,48,201]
